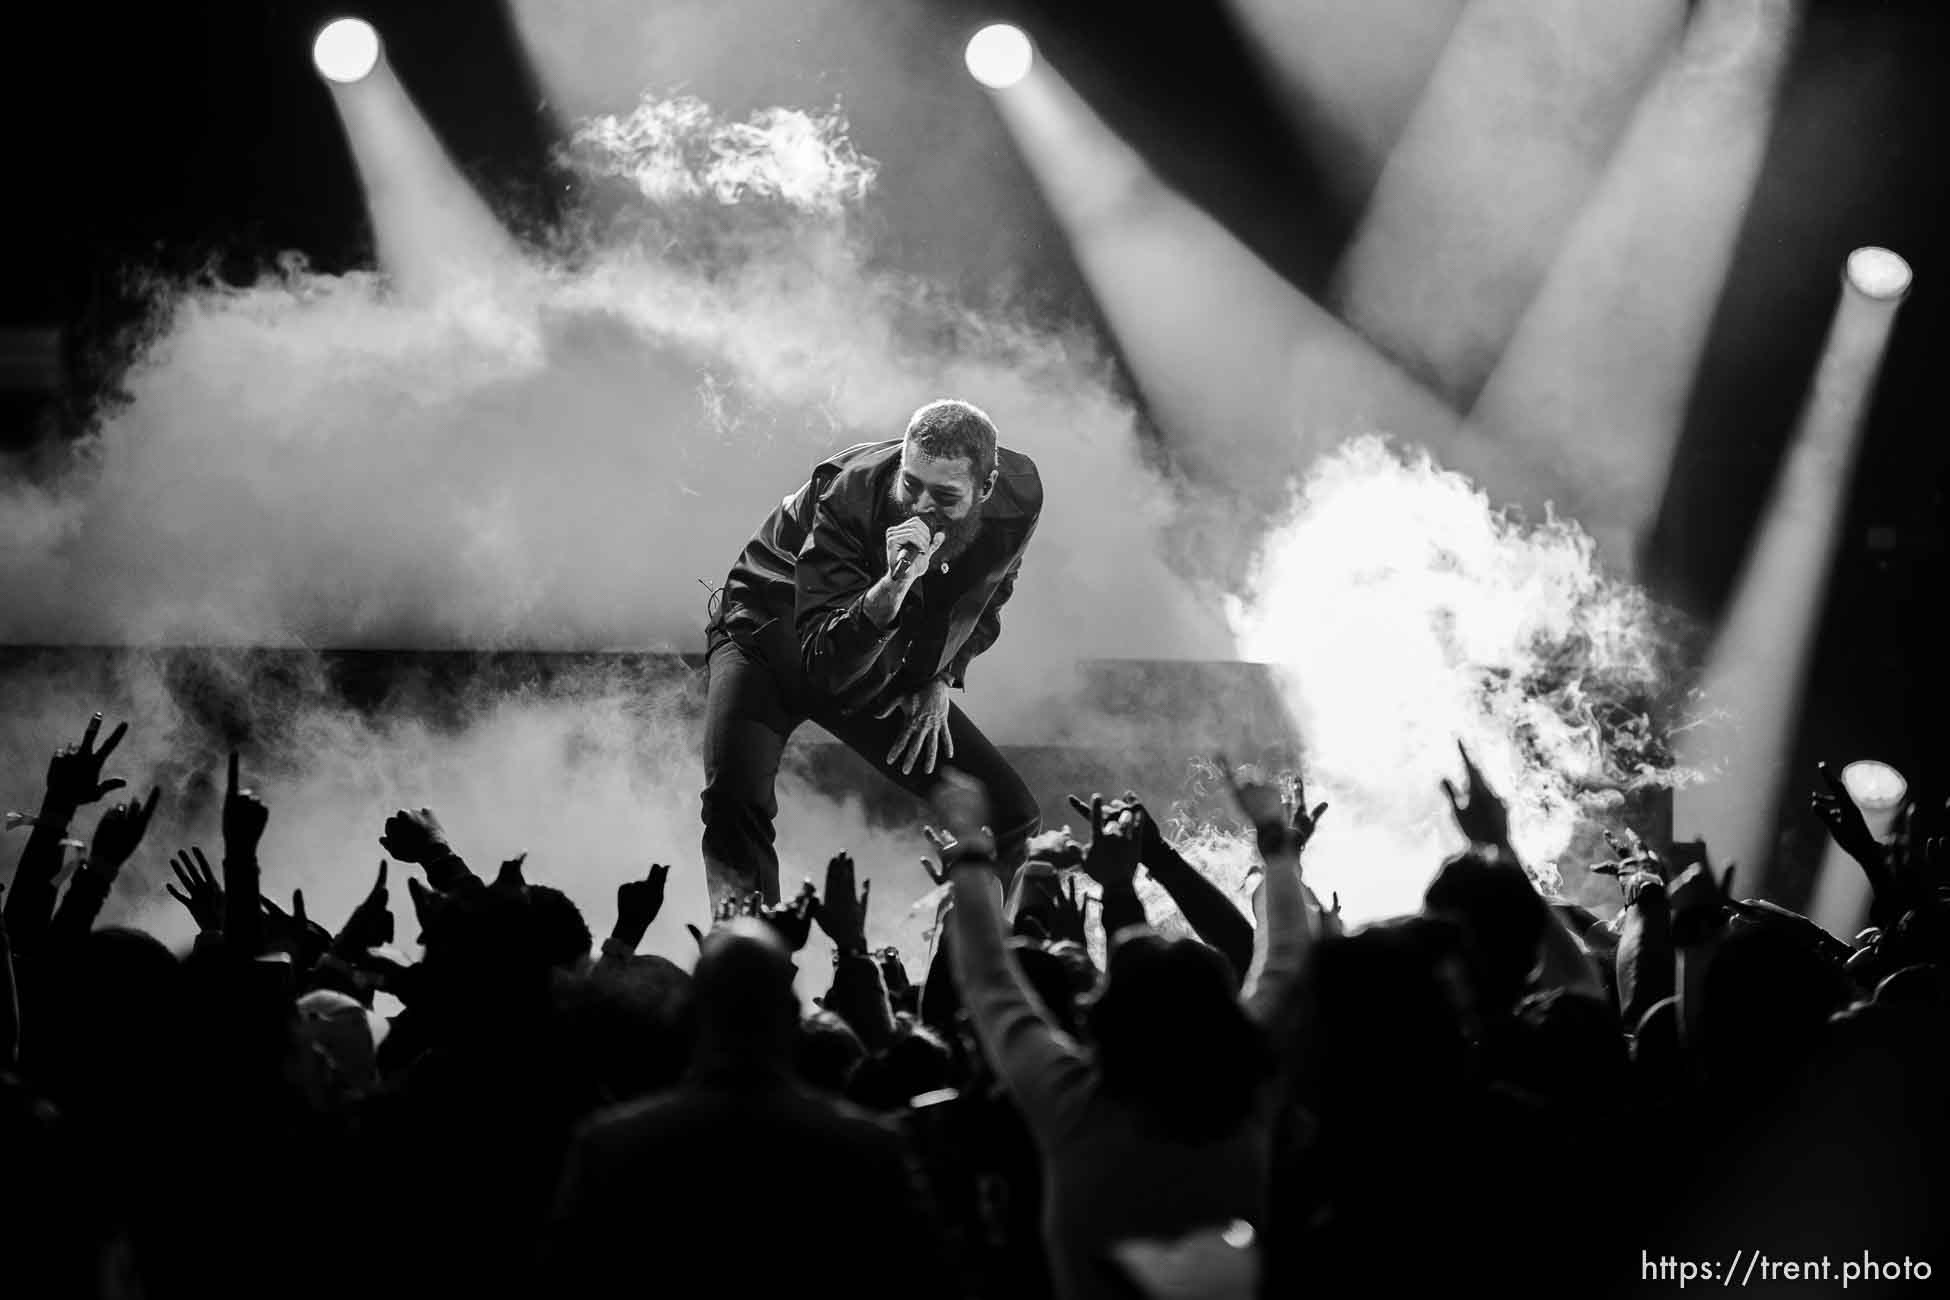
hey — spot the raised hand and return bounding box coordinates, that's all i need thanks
[1591,827,1667,899]
[879,681,956,777]
[87,786,161,874]
[1667,860,1739,947]
[261,890,325,967]
[1809,762,1882,865]
[166,847,224,932]
[815,852,871,954]
[1441,741,1511,856]
[379,807,452,865]
[1048,875,1090,945]
[614,863,671,947]
[925,768,997,871]
[758,880,819,952]
[44,712,131,813]
[1065,793,1142,889]
[222,751,269,861]
[1219,757,1326,859]
[334,861,394,955]
[492,853,529,895]
[920,824,995,885]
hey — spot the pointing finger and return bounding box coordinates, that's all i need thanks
[97,721,128,763]
[82,713,102,751]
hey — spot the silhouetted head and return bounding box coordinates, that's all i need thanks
[1423,850,1550,1016]
[1085,932,1271,1142]
[526,885,593,970]
[1011,938,1085,1038]
[795,1008,867,1094]
[38,928,184,1116]
[692,919,800,1066]
[1701,919,1851,1082]
[1305,915,1476,1125]
[847,1019,955,1111]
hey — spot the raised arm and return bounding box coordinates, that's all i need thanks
[1219,760,1319,1029]
[1077,789,1256,979]
[6,713,129,957]
[927,775,1094,1137]
[50,787,161,946]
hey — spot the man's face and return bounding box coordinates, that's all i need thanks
[891,442,991,563]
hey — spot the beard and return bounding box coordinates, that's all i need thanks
[889,484,986,565]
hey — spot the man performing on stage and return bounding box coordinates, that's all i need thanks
[701,398,1044,905]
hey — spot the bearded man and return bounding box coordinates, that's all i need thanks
[700,399,1044,904]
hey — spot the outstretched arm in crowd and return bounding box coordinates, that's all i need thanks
[1222,760,1317,1029]
[49,787,162,946]
[930,773,1095,1135]
[1594,831,1678,1029]
[381,806,480,893]
[814,851,896,1051]
[6,713,128,956]
[1071,789,1256,979]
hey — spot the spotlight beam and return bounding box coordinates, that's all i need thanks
[984,54,1467,517]
[1674,249,1913,891]
[315,21,521,299]
[1333,0,1686,403]
[1466,0,1803,578]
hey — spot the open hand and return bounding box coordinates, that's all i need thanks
[380,807,452,865]
[1441,741,1510,856]
[44,712,129,812]
[1809,762,1881,865]
[815,852,871,953]
[1048,875,1090,945]
[88,786,161,873]
[166,847,224,932]
[222,751,270,861]
[879,680,955,777]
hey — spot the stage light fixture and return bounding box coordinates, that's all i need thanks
[966,24,1034,90]
[314,18,381,85]
[1845,246,1913,302]
[1841,759,1907,820]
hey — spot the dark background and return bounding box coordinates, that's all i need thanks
[1,0,1943,900]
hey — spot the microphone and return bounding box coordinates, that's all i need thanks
[891,542,923,580]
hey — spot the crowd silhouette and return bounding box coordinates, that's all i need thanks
[3,710,1945,1298]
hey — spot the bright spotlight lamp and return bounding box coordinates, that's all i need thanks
[966,24,1034,90]
[1844,247,1913,302]
[1841,759,1907,837]
[314,18,381,85]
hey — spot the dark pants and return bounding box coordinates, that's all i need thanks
[700,619,1041,904]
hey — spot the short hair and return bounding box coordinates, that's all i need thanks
[904,399,998,483]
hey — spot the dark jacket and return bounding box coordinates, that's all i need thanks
[718,438,1042,714]
[542,1066,954,1298]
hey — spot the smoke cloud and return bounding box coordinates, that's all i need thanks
[1,87,1695,983]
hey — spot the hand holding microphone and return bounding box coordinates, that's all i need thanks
[885,516,945,583]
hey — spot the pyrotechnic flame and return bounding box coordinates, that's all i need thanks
[1225,436,1696,923]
